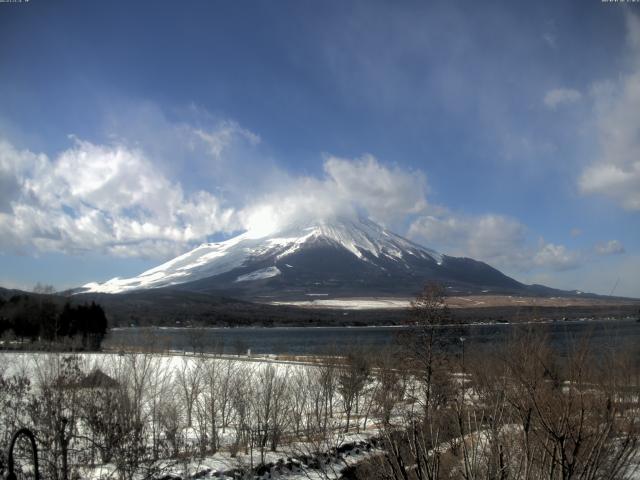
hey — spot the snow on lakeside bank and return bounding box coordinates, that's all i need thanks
[270,298,412,309]
[269,294,640,310]
[2,351,640,480]
[0,351,387,480]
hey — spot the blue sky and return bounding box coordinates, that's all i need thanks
[0,0,639,297]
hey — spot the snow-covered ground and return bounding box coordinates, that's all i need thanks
[0,351,308,378]
[3,351,639,480]
[270,298,412,309]
[0,351,386,480]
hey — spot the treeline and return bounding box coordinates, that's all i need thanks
[0,294,108,350]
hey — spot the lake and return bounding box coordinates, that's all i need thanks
[103,318,640,357]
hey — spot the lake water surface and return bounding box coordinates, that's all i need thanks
[104,318,640,357]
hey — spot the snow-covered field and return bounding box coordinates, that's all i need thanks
[2,349,639,480]
[270,298,412,309]
[268,294,640,310]
[0,351,386,480]
[0,350,310,379]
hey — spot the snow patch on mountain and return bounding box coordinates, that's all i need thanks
[236,266,281,282]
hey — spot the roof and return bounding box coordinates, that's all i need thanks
[77,369,119,389]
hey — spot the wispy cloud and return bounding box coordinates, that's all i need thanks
[542,32,557,48]
[194,121,260,159]
[579,13,640,211]
[595,239,625,256]
[408,212,581,272]
[239,154,429,237]
[543,88,582,109]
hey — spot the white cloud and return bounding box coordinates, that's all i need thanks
[543,88,582,109]
[532,242,580,271]
[542,32,557,49]
[323,155,428,223]
[194,120,260,158]
[579,13,640,211]
[520,254,640,299]
[239,154,429,236]
[98,101,270,198]
[0,137,238,258]
[407,214,525,261]
[408,212,581,272]
[0,136,429,258]
[595,239,625,256]
[0,110,615,287]
[0,140,42,212]
[579,156,640,211]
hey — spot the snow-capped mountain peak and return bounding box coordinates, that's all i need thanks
[294,217,442,263]
[81,217,444,294]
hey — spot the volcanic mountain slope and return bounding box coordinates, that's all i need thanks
[81,217,535,299]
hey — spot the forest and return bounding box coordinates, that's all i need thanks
[0,293,108,351]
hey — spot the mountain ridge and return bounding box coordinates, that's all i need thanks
[78,216,614,302]
[80,216,528,298]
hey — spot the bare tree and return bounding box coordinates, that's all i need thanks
[496,331,640,480]
[0,369,31,453]
[157,395,184,458]
[404,282,454,417]
[106,353,161,480]
[218,358,238,433]
[307,367,331,439]
[146,357,174,460]
[28,355,84,480]
[251,364,291,463]
[364,283,459,480]
[230,365,252,457]
[337,350,370,433]
[372,347,408,427]
[175,357,202,428]
[290,367,310,437]
[199,357,224,453]
[317,358,338,431]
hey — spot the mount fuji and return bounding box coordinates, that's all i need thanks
[81,216,531,300]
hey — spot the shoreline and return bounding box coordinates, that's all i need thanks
[109,315,639,332]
